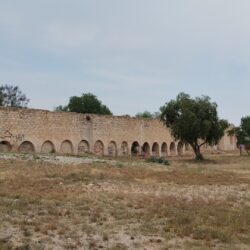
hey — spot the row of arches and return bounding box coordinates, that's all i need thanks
[132,141,187,156]
[0,140,74,154]
[0,139,191,157]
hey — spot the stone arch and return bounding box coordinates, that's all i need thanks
[94,140,104,156]
[19,141,35,153]
[230,135,234,145]
[60,140,73,154]
[170,142,176,156]
[41,140,55,154]
[0,141,12,152]
[78,140,89,155]
[152,142,160,156]
[131,141,140,156]
[161,142,168,157]
[120,141,128,156]
[108,141,117,157]
[185,143,190,151]
[142,142,150,156]
[177,141,184,156]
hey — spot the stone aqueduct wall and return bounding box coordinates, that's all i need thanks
[0,107,237,157]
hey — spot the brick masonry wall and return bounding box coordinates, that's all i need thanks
[0,107,237,156]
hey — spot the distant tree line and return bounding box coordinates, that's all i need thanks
[135,111,160,119]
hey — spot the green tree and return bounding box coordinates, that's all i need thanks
[228,116,250,153]
[135,111,153,118]
[240,116,250,144]
[0,84,29,107]
[55,93,112,115]
[160,93,228,160]
[55,105,69,112]
[135,111,161,119]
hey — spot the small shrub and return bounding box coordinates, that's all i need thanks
[146,156,170,165]
[116,162,124,168]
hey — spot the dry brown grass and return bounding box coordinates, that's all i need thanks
[0,153,249,249]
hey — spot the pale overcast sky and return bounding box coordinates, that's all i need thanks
[1,1,250,125]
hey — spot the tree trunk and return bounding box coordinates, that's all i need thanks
[192,144,204,161]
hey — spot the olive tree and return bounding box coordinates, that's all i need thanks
[0,84,29,107]
[160,93,228,160]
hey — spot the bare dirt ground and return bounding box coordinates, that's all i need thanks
[0,152,249,250]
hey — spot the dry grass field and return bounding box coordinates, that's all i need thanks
[0,153,249,250]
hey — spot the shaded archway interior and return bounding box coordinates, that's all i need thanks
[131,141,140,156]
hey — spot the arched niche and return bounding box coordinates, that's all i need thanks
[152,142,160,156]
[161,142,168,157]
[177,141,184,156]
[94,140,104,156]
[131,141,140,156]
[19,141,35,153]
[108,141,117,157]
[60,140,73,154]
[41,140,55,154]
[120,141,128,156]
[78,140,89,155]
[0,141,12,152]
[169,142,176,156]
[142,142,150,156]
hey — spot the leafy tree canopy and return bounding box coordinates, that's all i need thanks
[55,93,112,115]
[55,105,69,112]
[135,111,160,119]
[228,116,250,145]
[0,84,29,108]
[160,92,228,160]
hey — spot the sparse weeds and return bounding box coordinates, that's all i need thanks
[0,154,249,249]
[193,226,230,242]
[116,162,125,168]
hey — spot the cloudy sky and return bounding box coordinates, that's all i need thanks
[1,1,250,124]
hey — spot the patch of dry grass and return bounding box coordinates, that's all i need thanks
[0,153,249,249]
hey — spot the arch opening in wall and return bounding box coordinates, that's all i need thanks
[230,135,234,145]
[78,140,89,155]
[177,142,184,156]
[170,142,176,156]
[108,141,117,157]
[0,141,12,152]
[152,142,160,156]
[185,143,190,151]
[19,141,35,153]
[60,140,73,154]
[121,141,128,156]
[142,142,150,157]
[161,142,168,157]
[94,140,104,156]
[41,141,55,154]
[131,141,140,156]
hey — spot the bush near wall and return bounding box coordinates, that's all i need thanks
[146,156,170,165]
